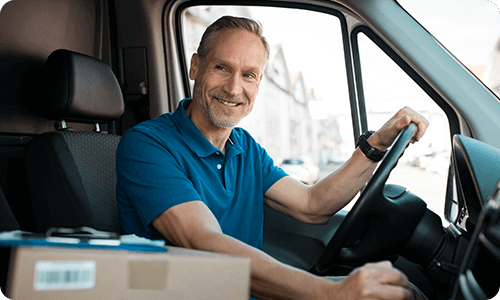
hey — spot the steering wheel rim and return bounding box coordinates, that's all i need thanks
[314,123,422,274]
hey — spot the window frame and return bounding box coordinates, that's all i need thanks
[351,26,460,223]
[351,26,459,136]
[163,0,463,223]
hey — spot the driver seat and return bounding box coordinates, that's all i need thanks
[25,49,124,233]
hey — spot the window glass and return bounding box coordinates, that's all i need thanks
[182,6,352,187]
[357,32,451,221]
[398,0,500,97]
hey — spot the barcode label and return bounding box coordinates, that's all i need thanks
[34,261,96,291]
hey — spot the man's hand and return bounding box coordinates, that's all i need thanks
[369,106,429,151]
[330,261,414,300]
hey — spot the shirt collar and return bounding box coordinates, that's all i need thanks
[173,99,241,158]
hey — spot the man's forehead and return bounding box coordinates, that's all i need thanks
[209,29,266,67]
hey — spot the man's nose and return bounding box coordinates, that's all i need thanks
[223,74,243,96]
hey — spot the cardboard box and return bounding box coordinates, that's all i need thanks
[5,246,251,300]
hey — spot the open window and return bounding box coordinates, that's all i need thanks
[353,29,453,222]
[179,5,452,220]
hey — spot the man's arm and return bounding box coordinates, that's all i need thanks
[151,200,413,300]
[264,106,429,224]
[264,146,378,224]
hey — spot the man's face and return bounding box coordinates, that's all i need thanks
[189,29,266,129]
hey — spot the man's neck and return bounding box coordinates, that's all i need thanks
[185,100,232,154]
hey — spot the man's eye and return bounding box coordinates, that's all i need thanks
[244,74,256,79]
[216,65,226,71]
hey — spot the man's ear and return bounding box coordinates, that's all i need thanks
[189,54,201,80]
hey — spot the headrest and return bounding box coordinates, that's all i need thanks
[42,49,124,123]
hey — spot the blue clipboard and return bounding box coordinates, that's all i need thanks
[0,228,167,253]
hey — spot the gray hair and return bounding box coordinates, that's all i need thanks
[197,16,270,65]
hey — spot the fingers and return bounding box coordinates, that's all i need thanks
[373,107,429,149]
[337,261,414,300]
[364,261,409,288]
[414,117,428,142]
[365,261,409,288]
[395,107,429,142]
[373,282,414,300]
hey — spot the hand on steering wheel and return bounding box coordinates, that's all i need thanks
[314,123,427,274]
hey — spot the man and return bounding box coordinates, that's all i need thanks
[116,16,429,300]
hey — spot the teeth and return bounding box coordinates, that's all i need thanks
[216,97,238,107]
[222,100,237,106]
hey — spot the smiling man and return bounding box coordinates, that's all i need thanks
[116,16,429,300]
[186,26,265,149]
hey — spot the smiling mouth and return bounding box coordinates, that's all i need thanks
[213,95,242,107]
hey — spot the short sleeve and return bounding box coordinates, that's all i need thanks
[259,143,288,192]
[116,127,201,233]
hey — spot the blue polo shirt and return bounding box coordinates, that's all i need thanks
[116,99,287,250]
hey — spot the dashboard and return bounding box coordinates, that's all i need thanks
[452,135,500,231]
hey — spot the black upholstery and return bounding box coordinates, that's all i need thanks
[25,49,124,233]
[0,186,20,232]
[41,49,124,123]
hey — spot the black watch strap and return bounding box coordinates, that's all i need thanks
[356,131,386,162]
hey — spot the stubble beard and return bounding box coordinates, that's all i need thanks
[193,85,251,129]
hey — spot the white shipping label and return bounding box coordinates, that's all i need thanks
[33,261,96,291]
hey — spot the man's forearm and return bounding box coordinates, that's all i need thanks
[196,231,333,300]
[151,194,416,300]
[308,147,378,217]
[264,147,378,225]
[190,231,416,300]
[267,109,429,227]
[151,203,334,299]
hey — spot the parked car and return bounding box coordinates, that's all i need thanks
[1,0,500,299]
[414,152,451,176]
[280,157,320,185]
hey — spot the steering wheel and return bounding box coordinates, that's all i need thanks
[314,123,427,274]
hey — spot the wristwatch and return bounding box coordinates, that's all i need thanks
[356,131,386,162]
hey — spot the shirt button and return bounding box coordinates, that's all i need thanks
[217,164,222,170]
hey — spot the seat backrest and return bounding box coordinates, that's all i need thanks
[25,49,124,233]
